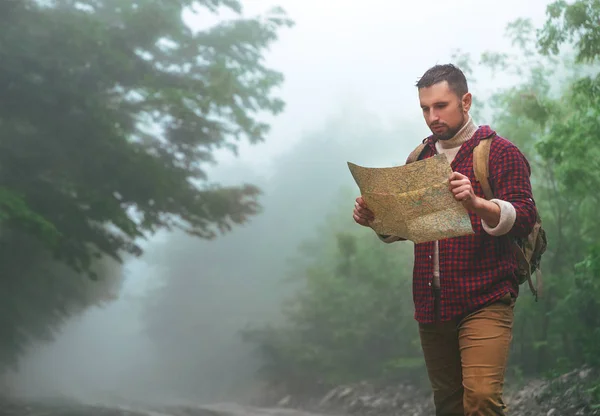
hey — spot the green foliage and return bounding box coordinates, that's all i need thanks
[0,0,291,373]
[519,5,600,375]
[538,0,600,63]
[0,230,123,372]
[551,243,600,369]
[536,73,600,201]
[243,192,425,393]
[0,0,292,274]
[0,188,60,246]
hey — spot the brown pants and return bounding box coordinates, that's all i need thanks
[419,293,515,415]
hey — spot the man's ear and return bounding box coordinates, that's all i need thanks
[462,92,472,113]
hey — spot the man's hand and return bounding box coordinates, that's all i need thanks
[449,171,501,227]
[449,171,481,211]
[353,196,374,227]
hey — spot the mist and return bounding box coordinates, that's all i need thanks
[6,0,556,408]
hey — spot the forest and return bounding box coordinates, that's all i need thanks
[0,0,291,373]
[0,0,599,414]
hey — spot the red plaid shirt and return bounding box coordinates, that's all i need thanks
[408,125,537,324]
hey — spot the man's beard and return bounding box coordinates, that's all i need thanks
[431,122,462,141]
[431,110,466,141]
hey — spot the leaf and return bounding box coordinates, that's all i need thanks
[0,0,293,272]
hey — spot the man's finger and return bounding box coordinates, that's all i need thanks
[449,171,466,180]
[355,209,374,221]
[353,214,370,226]
[355,201,374,215]
[450,178,469,187]
[356,196,368,208]
[455,190,473,201]
[451,185,468,195]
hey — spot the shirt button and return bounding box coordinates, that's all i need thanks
[429,255,432,259]
[428,282,432,286]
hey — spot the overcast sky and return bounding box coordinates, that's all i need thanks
[202,0,553,174]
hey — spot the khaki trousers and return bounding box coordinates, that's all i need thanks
[419,293,515,415]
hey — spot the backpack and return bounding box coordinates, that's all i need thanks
[406,135,547,300]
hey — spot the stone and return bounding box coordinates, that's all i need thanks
[277,396,292,407]
[337,387,353,399]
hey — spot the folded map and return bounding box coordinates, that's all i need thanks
[348,154,475,244]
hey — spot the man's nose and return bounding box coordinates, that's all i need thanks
[428,111,440,124]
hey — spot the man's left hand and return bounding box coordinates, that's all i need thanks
[449,171,481,211]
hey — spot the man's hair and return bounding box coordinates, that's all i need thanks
[415,64,468,98]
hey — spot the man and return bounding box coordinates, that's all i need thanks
[352,64,537,415]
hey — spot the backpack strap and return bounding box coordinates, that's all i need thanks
[473,134,541,301]
[472,136,494,200]
[406,141,428,164]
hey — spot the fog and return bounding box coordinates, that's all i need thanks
[8,0,554,407]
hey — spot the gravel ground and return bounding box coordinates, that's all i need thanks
[267,367,600,416]
[1,367,599,416]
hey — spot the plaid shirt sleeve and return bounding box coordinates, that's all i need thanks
[489,140,537,239]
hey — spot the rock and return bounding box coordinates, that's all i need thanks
[580,368,592,380]
[369,397,383,408]
[277,396,292,407]
[337,387,353,400]
[318,388,337,406]
[257,366,600,416]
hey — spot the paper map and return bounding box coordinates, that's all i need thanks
[348,154,474,244]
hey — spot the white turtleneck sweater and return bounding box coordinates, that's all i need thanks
[379,116,517,288]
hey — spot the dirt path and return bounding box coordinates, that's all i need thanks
[0,398,340,416]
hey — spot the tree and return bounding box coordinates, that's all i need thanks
[0,0,293,274]
[534,0,600,371]
[537,0,600,64]
[0,231,122,372]
[0,0,292,373]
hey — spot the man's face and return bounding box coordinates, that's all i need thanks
[418,81,471,141]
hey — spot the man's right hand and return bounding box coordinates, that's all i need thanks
[353,196,375,227]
